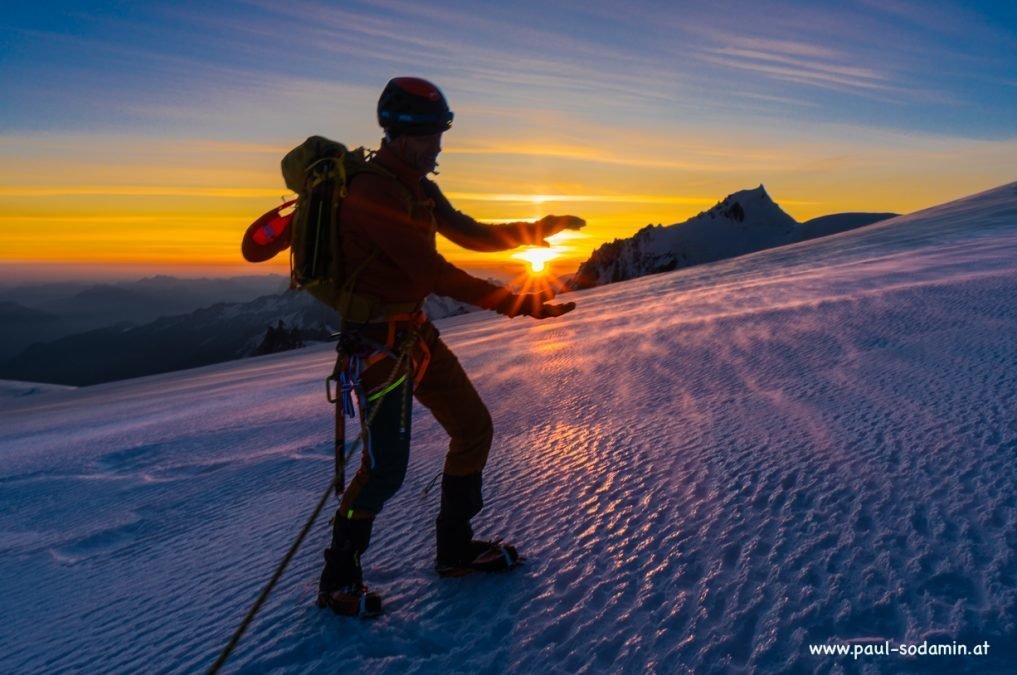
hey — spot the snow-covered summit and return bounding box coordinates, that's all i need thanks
[569,185,878,289]
[700,184,789,223]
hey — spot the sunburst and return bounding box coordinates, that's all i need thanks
[513,247,560,275]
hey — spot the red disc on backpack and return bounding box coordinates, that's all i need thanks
[242,199,296,262]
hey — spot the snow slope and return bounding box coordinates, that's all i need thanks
[2,182,1016,673]
[794,212,897,242]
[0,380,75,399]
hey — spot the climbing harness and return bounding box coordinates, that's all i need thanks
[326,311,434,495]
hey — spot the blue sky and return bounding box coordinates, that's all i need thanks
[4,0,1015,138]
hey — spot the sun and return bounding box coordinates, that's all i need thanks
[513,247,559,275]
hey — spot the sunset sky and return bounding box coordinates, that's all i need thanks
[2,1,1015,283]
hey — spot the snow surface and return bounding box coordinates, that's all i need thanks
[0,380,75,399]
[2,182,1017,673]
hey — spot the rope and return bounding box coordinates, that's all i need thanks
[420,470,443,500]
[208,340,413,675]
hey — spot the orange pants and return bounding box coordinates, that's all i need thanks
[339,323,493,516]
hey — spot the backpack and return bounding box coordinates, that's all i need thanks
[243,136,418,322]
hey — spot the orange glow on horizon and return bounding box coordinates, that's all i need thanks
[5,129,1014,282]
[443,191,722,206]
[0,186,286,198]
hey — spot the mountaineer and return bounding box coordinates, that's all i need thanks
[315,77,584,616]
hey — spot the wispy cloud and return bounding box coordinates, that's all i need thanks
[668,5,978,107]
[0,186,282,198]
[704,47,889,84]
[446,144,716,172]
[246,0,456,48]
[719,36,842,61]
[858,0,1017,47]
[692,33,906,101]
[725,90,819,108]
[0,135,286,155]
[444,192,717,206]
[696,53,896,97]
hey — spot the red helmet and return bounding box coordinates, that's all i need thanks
[377,77,454,136]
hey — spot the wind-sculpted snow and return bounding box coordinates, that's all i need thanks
[1,182,1016,673]
[0,379,75,399]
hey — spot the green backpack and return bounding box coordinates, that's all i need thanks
[280,136,418,322]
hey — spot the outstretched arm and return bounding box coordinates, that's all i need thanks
[348,175,576,320]
[423,179,585,252]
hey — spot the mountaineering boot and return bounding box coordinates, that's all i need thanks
[436,539,522,577]
[317,516,383,617]
[318,579,382,618]
[435,472,522,577]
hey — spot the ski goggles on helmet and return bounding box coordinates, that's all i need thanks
[378,109,454,135]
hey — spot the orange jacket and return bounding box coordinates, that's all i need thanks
[340,142,533,309]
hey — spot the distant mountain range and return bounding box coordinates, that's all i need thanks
[2,188,898,386]
[2,274,289,327]
[1,291,326,386]
[567,186,895,289]
[0,287,483,387]
[0,275,290,362]
[0,301,71,362]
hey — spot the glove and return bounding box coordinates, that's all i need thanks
[494,291,577,320]
[532,301,576,319]
[533,215,586,247]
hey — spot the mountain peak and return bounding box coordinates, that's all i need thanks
[697,184,788,226]
[568,185,798,290]
[734,183,769,198]
[723,183,773,205]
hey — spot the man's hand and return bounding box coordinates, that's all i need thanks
[495,290,577,319]
[533,215,586,247]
